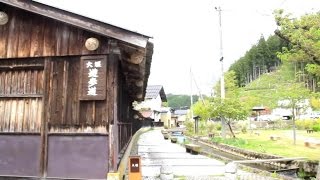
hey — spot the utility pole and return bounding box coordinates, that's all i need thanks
[215,6,226,138]
[190,67,195,133]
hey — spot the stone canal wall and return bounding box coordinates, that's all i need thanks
[188,136,319,177]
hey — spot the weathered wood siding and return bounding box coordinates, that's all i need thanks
[0,59,43,132]
[46,56,109,132]
[0,3,109,59]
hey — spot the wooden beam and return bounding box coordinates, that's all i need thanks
[39,58,50,177]
[0,94,43,98]
[0,0,150,48]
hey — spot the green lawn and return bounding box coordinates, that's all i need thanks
[214,130,320,160]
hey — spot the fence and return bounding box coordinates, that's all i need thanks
[118,122,132,153]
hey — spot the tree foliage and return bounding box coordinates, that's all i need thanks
[193,99,211,121]
[277,82,310,145]
[228,35,287,87]
[167,94,200,109]
[210,98,250,122]
[214,70,239,98]
[274,10,320,91]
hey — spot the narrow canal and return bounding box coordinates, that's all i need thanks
[128,129,280,180]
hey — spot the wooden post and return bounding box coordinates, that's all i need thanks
[108,42,120,172]
[317,160,320,179]
[40,58,50,177]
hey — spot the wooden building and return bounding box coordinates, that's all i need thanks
[0,1,153,179]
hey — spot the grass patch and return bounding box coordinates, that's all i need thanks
[212,130,320,160]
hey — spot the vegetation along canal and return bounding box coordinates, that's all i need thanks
[186,137,301,178]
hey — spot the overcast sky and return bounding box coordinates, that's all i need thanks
[36,0,320,95]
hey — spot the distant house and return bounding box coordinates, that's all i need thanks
[173,109,190,126]
[135,85,167,122]
[160,107,174,128]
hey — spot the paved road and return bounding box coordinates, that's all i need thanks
[137,129,278,180]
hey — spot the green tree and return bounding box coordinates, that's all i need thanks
[193,99,211,121]
[211,97,250,138]
[309,92,320,110]
[274,10,320,91]
[214,70,239,98]
[277,83,310,145]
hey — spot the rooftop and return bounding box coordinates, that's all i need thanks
[145,85,167,102]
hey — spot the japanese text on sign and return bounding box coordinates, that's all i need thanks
[86,61,102,96]
[79,56,106,100]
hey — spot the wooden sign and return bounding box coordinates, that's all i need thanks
[79,55,107,100]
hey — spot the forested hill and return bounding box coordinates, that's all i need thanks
[167,94,201,109]
[228,34,288,87]
[228,11,320,92]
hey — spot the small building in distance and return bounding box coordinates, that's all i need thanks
[173,108,190,127]
[160,107,174,128]
[135,85,167,125]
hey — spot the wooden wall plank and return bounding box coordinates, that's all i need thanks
[0,72,4,94]
[17,11,32,57]
[61,60,68,125]
[11,71,17,94]
[95,101,106,126]
[0,100,3,131]
[6,8,19,58]
[5,71,11,94]
[10,99,16,132]
[67,28,80,55]
[17,99,23,131]
[30,16,45,57]
[79,101,94,126]
[23,98,29,131]
[26,70,32,94]
[43,20,56,56]
[40,58,50,176]
[107,55,115,125]
[66,58,79,125]
[60,25,70,55]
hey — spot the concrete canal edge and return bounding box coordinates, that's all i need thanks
[186,136,316,179]
[115,127,151,180]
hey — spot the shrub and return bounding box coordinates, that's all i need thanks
[207,122,216,133]
[236,121,248,133]
[198,121,207,135]
[312,124,320,132]
[184,120,194,135]
[215,123,222,131]
[295,119,316,130]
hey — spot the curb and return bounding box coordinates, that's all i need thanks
[117,127,151,180]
